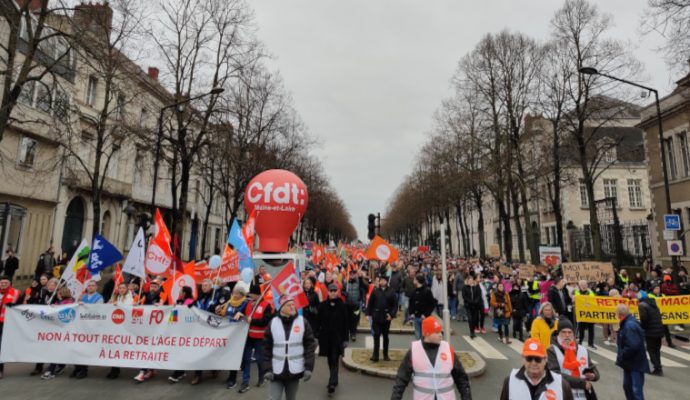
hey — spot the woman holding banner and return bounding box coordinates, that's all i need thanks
[169,286,197,383]
[42,287,74,380]
[217,281,250,389]
[106,282,134,379]
[189,279,219,385]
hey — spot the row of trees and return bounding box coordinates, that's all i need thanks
[0,0,356,251]
[382,0,664,263]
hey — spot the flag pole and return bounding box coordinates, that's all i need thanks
[247,279,273,321]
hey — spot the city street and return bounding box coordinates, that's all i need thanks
[1,318,688,399]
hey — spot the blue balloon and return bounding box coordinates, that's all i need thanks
[208,255,222,270]
[240,268,254,284]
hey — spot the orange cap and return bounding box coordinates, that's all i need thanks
[663,275,671,282]
[522,338,546,357]
[422,316,443,336]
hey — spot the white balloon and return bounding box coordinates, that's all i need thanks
[208,255,222,270]
[240,267,254,284]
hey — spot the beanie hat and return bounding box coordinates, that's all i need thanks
[422,316,443,336]
[279,294,294,309]
[557,318,574,334]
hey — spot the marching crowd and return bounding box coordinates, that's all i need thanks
[1,246,689,400]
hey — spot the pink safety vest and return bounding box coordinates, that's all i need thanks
[411,340,456,400]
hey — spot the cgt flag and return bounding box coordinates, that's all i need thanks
[228,219,253,270]
[366,235,399,263]
[242,210,256,255]
[271,261,308,309]
[87,235,123,276]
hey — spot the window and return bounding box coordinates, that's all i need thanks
[116,95,125,120]
[17,81,35,106]
[18,136,37,167]
[664,137,678,180]
[603,179,617,202]
[602,147,617,164]
[579,180,589,207]
[35,83,52,113]
[139,108,148,127]
[678,132,690,177]
[0,204,26,256]
[133,148,145,184]
[53,89,70,118]
[86,76,98,106]
[627,179,643,208]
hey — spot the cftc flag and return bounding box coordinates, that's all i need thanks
[88,235,123,275]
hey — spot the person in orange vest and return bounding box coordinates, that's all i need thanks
[0,275,22,379]
[236,283,274,393]
[391,316,472,400]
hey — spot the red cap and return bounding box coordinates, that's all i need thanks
[663,275,672,282]
[422,316,443,336]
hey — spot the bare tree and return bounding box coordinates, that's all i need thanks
[642,0,690,72]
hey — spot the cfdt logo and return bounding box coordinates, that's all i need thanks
[57,308,76,324]
[111,309,125,325]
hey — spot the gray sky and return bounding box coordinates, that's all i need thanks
[251,0,673,240]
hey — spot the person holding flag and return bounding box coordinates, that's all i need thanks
[133,279,164,383]
[262,294,317,400]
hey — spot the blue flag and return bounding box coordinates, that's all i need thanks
[88,235,123,274]
[228,219,253,270]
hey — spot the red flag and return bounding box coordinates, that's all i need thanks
[155,208,171,246]
[312,245,325,265]
[366,236,399,263]
[242,210,256,255]
[113,264,124,286]
[271,261,308,309]
[171,233,184,272]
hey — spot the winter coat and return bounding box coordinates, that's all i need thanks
[391,340,472,400]
[262,313,317,381]
[547,286,571,317]
[547,342,600,392]
[637,298,665,338]
[509,287,529,319]
[409,286,436,318]
[317,298,349,357]
[531,316,558,349]
[462,284,483,309]
[402,276,416,298]
[431,277,444,304]
[366,285,397,323]
[389,270,403,294]
[490,291,512,319]
[616,314,650,372]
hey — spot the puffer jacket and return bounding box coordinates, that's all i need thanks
[638,298,665,338]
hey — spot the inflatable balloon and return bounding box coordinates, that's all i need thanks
[244,169,308,252]
[208,255,222,270]
[240,267,254,284]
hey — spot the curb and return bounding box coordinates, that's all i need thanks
[342,348,486,379]
[357,326,455,335]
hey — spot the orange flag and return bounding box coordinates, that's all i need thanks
[312,245,325,265]
[366,235,399,263]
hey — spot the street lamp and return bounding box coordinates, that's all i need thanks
[150,87,225,215]
[579,67,677,271]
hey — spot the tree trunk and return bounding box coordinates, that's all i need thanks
[472,189,486,258]
[462,202,471,256]
[456,204,467,256]
[509,180,525,263]
[445,208,453,256]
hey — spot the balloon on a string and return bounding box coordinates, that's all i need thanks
[208,255,222,270]
[240,267,254,284]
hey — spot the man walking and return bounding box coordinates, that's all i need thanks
[574,280,596,349]
[317,284,349,394]
[263,295,317,400]
[391,316,472,400]
[238,284,274,393]
[616,304,649,400]
[366,274,397,362]
[546,319,599,399]
[637,291,664,376]
[409,274,436,340]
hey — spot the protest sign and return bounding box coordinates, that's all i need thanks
[518,264,536,280]
[488,244,500,258]
[0,305,248,370]
[499,265,513,276]
[574,295,690,325]
[539,246,562,266]
[562,262,613,283]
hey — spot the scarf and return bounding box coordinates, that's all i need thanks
[560,340,581,378]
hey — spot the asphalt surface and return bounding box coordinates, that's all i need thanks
[1,318,689,399]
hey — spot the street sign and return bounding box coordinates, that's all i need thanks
[663,230,675,241]
[667,240,684,256]
[664,214,681,231]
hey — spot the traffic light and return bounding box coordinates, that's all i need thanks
[367,214,376,240]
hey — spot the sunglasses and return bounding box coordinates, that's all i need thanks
[525,356,544,363]
[329,289,338,293]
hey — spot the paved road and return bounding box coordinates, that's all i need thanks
[1,319,688,399]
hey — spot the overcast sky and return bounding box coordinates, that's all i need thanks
[250,0,675,240]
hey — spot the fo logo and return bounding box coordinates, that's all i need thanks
[375,245,391,261]
[293,325,301,334]
[111,309,125,325]
[440,353,448,362]
[57,308,76,324]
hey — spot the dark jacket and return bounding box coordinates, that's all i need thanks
[389,270,403,293]
[317,297,349,357]
[509,287,529,319]
[616,314,650,372]
[547,285,571,317]
[262,313,317,381]
[391,340,472,400]
[194,291,219,311]
[366,285,397,323]
[409,285,436,318]
[401,276,416,298]
[637,298,664,338]
[462,284,483,309]
[3,255,18,277]
[33,251,55,280]
[499,366,574,400]
[547,342,600,391]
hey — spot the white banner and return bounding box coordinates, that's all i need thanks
[0,305,248,370]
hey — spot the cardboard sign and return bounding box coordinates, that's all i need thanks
[539,246,562,266]
[562,262,613,283]
[518,264,536,280]
[499,265,513,276]
[488,244,501,258]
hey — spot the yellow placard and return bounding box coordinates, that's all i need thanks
[574,295,690,325]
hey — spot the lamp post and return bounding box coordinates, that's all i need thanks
[579,67,677,271]
[150,87,225,215]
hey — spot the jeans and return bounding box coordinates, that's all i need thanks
[242,338,264,385]
[449,297,458,319]
[414,316,423,340]
[645,337,662,372]
[270,379,300,400]
[435,303,444,317]
[623,369,645,400]
[399,294,409,322]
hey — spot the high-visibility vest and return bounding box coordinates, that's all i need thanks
[618,274,629,285]
[248,300,272,340]
[575,289,594,297]
[271,316,305,375]
[0,287,21,322]
[551,345,590,400]
[529,281,541,300]
[508,368,564,400]
[412,340,456,400]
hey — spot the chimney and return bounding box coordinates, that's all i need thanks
[74,2,113,42]
[147,67,159,81]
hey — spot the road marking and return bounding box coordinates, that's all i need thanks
[462,336,508,360]
[365,336,373,350]
[590,344,686,367]
[661,346,690,362]
[659,356,686,368]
